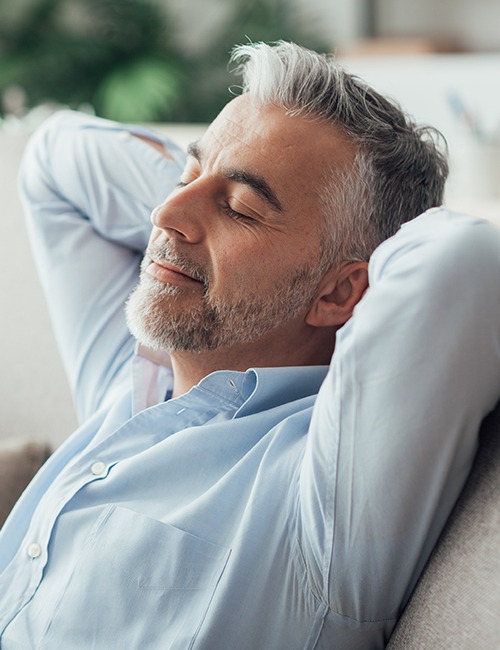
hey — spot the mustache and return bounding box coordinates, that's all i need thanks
[141,241,210,288]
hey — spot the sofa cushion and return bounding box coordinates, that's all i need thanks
[387,400,500,648]
[0,438,51,528]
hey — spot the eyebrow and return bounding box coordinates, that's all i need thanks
[187,141,284,214]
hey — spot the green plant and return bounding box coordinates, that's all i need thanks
[0,0,184,122]
[0,0,327,123]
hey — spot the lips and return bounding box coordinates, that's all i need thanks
[145,258,202,286]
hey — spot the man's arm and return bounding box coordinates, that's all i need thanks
[19,111,186,422]
[299,208,500,626]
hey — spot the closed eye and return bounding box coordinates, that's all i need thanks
[222,203,254,222]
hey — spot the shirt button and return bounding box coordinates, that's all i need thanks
[91,461,106,476]
[27,543,42,559]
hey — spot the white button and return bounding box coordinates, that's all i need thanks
[27,543,42,559]
[91,461,106,476]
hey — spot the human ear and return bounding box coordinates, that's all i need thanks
[305,262,369,328]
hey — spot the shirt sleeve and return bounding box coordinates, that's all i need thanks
[299,208,500,625]
[18,111,186,422]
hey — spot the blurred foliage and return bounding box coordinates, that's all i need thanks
[0,0,183,122]
[0,0,326,123]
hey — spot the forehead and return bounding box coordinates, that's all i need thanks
[199,94,355,211]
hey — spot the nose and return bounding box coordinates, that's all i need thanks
[151,183,205,244]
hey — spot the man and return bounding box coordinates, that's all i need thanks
[1,41,500,649]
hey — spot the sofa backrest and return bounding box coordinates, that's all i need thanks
[387,400,500,648]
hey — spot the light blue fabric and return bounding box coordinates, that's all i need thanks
[1,111,500,649]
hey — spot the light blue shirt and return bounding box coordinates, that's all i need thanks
[1,111,500,650]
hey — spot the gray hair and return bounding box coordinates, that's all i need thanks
[230,41,449,264]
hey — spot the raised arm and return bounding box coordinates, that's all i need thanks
[19,111,186,422]
[299,208,500,629]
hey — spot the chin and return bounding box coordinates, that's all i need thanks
[125,277,176,352]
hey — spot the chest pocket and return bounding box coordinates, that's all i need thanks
[39,505,231,649]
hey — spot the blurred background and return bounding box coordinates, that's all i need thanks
[1,0,500,126]
[0,0,328,126]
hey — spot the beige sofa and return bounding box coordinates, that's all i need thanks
[387,400,500,648]
[1,123,499,648]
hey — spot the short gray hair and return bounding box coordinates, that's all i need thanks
[230,41,449,264]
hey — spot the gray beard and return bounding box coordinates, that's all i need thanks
[125,246,325,354]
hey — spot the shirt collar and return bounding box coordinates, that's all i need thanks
[235,366,328,417]
[133,343,328,415]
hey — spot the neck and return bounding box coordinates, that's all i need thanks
[169,322,336,398]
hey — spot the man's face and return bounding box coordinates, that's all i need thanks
[126,94,354,354]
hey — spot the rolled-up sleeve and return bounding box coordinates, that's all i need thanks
[18,111,186,421]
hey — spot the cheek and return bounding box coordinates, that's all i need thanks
[207,223,321,294]
[209,241,291,296]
